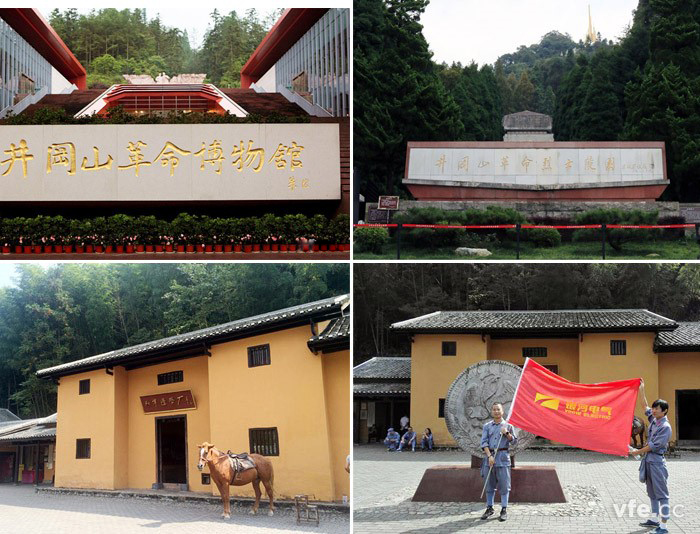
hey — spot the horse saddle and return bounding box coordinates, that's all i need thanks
[226,451,256,476]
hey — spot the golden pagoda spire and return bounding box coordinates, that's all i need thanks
[587,5,597,43]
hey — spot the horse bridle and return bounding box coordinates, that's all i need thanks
[198,447,230,470]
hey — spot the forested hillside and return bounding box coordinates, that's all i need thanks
[355,0,700,202]
[49,8,280,87]
[0,263,348,418]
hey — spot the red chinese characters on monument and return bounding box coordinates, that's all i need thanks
[140,390,196,413]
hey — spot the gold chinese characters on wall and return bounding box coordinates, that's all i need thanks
[140,390,197,414]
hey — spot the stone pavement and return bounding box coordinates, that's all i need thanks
[353,444,700,533]
[0,484,349,534]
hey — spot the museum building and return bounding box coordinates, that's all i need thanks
[389,309,700,448]
[0,8,349,218]
[35,295,350,502]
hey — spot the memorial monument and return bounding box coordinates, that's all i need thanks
[412,360,566,503]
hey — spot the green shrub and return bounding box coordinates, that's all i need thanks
[354,227,389,254]
[572,208,659,251]
[526,228,562,247]
[393,206,525,247]
[332,214,350,243]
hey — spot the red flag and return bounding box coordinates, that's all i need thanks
[507,358,640,456]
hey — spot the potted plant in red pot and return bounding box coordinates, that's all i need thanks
[159,220,173,252]
[4,218,22,253]
[238,217,254,253]
[0,218,11,254]
[172,213,201,253]
[88,217,106,253]
[196,215,208,253]
[136,215,158,253]
[308,214,326,252]
[107,214,132,253]
[227,219,242,252]
[333,214,350,251]
[260,214,280,252]
[209,218,226,253]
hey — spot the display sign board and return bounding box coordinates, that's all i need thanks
[378,195,399,210]
[0,123,340,201]
[406,143,665,186]
[140,390,196,414]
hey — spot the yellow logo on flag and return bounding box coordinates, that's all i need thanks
[534,393,560,410]
[532,393,613,419]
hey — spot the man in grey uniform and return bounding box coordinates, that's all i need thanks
[629,381,672,534]
[480,402,518,522]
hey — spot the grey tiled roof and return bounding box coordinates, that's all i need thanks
[354,357,411,379]
[354,382,410,396]
[0,413,56,442]
[656,322,700,351]
[0,424,56,442]
[391,310,677,334]
[307,314,350,352]
[38,295,349,378]
[0,408,20,423]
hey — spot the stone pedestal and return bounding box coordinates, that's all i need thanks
[412,465,566,503]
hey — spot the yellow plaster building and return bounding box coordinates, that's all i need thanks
[37,295,350,502]
[391,310,700,447]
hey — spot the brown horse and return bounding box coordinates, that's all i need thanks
[197,442,275,519]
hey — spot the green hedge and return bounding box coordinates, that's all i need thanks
[354,227,389,254]
[392,206,526,247]
[377,206,680,251]
[572,209,660,251]
[0,213,349,247]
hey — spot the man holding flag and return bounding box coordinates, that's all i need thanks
[507,358,675,531]
[629,381,672,534]
[480,402,517,522]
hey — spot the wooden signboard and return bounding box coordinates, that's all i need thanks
[140,390,196,414]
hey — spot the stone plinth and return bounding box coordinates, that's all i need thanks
[412,465,566,503]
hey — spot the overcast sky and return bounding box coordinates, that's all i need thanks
[422,0,640,67]
[34,1,350,50]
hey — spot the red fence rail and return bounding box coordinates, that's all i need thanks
[354,223,699,259]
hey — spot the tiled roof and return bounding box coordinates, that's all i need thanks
[0,413,56,442]
[0,408,21,423]
[307,314,349,352]
[656,322,700,351]
[354,357,411,379]
[391,310,677,334]
[220,89,309,117]
[353,382,410,396]
[16,88,309,119]
[38,295,348,379]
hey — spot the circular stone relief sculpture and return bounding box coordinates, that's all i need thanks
[445,360,536,458]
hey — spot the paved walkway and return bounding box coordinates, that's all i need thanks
[0,484,349,533]
[354,444,699,533]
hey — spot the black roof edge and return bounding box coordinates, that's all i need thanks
[656,345,700,353]
[391,326,677,335]
[307,338,349,354]
[38,306,342,380]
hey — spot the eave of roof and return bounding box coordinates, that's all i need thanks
[353,382,411,396]
[353,356,411,379]
[656,322,700,352]
[390,309,678,335]
[240,8,327,87]
[0,8,86,89]
[307,315,349,353]
[38,295,348,379]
